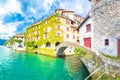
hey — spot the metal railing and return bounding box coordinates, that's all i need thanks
[85,64,106,80]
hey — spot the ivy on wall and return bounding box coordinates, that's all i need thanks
[4,37,14,46]
[25,14,64,53]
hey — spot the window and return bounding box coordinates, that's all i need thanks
[66,34,69,38]
[37,31,38,35]
[36,35,39,40]
[66,27,69,31]
[66,19,70,24]
[45,20,48,24]
[73,35,75,39]
[105,39,109,46]
[32,37,34,41]
[57,25,60,29]
[34,31,38,35]
[28,34,30,36]
[58,17,60,21]
[96,0,99,2]
[77,36,79,40]
[73,29,76,32]
[45,28,48,33]
[44,34,48,38]
[57,32,60,36]
[36,26,38,29]
[86,24,91,32]
[28,38,30,41]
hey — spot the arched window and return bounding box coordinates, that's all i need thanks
[34,45,38,48]
[46,42,51,47]
[55,42,60,46]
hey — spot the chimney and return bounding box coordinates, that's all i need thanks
[55,9,64,15]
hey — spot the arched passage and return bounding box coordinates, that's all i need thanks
[56,46,67,57]
[34,45,38,48]
[55,42,60,46]
[55,41,81,57]
[46,42,51,47]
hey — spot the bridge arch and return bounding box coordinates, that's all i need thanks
[55,41,80,57]
[56,46,67,57]
[56,41,120,78]
[55,42,60,46]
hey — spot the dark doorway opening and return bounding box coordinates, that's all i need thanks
[55,42,60,46]
[46,42,51,47]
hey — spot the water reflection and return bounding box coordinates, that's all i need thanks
[0,47,89,80]
[65,56,90,80]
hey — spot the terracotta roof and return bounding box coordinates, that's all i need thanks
[14,34,24,38]
[59,15,74,22]
[75,14,81,17]
[62,11,74,13]
[55,9,64,10]
[77,15,90,30]
[55,9,64,12]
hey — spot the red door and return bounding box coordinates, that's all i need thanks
[84,37,91,48]
[118,40,120,56]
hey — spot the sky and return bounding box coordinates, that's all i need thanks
[0,0,91,39]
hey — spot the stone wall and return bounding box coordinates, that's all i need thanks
[90,0,120,56]
[80,48,120,79]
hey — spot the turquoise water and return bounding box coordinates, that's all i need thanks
[0,46,89,80]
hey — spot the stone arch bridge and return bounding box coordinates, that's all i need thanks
[55,41,82,56]
[55,41,120,78]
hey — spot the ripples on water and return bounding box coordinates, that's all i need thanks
[0,46,89,80]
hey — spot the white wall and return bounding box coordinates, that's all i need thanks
[79,18,94,49]
[79,17,118,56]
[93,36,118,56]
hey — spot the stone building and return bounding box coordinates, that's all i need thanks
[78,0,120,56]
[13,33,26,52]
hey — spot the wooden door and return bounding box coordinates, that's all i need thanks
[118,40,120,56]
[84,37,91,48]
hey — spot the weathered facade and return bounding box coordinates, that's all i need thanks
[78,0,120,56]
[78,16,94,49]
[25,9,84,56]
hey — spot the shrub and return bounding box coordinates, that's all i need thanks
[14,40,23,43]
[74,47,85,57]
[4,37,14,46]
